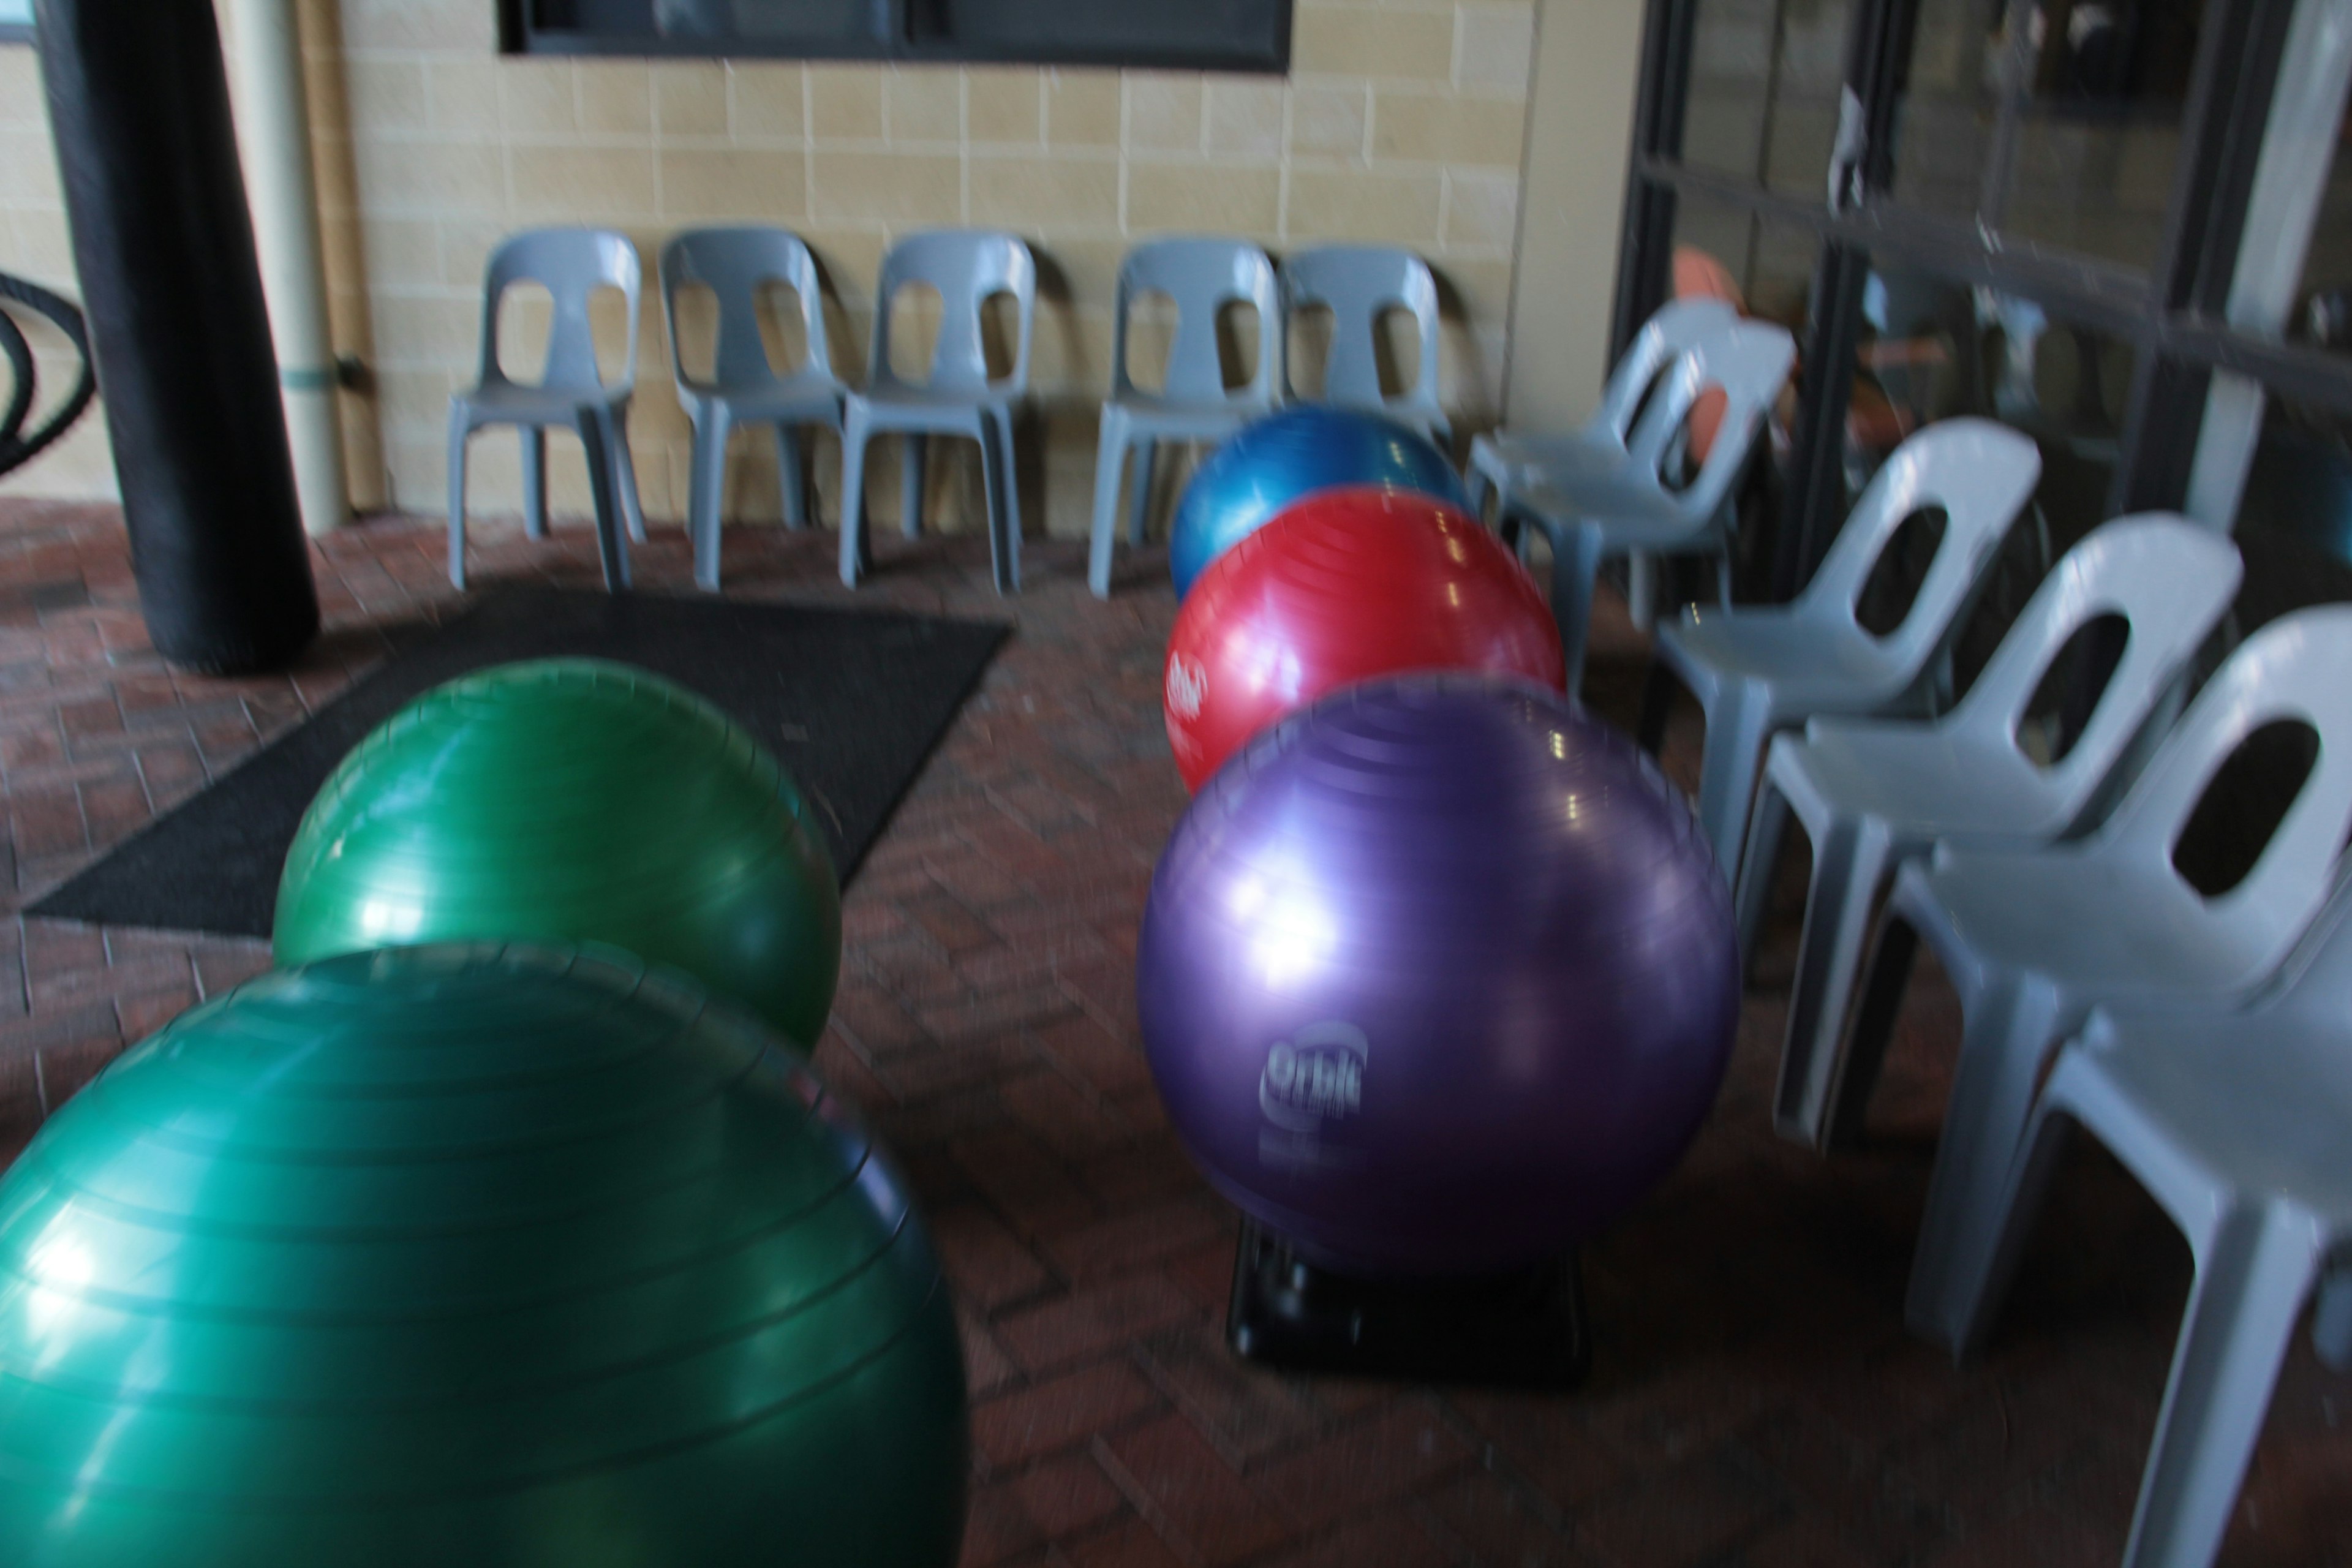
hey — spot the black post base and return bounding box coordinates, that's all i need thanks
[1225,1218,1590,1390]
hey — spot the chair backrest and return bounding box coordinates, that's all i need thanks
[1280,246,1444,428]
[1591,298,1742,445]
[869,230,1036,398]
[1618,317,1796,524]
[1940,514,2242,818]
[1112,236,1280,408]
[658,227,832,393]
[2081,604,2352,984]
[1790,418,2038,683]
[477,227,641,396]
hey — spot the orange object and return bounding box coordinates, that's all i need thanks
[1671,246,1741,463]
[1163,487,1565,791]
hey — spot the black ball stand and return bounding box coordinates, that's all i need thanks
[1225,1218,1590,1389]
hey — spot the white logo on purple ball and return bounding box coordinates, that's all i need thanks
[1257,1021,1367,1133]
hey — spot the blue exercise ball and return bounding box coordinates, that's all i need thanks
[1168,406,1468,598]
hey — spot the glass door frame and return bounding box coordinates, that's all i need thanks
[1613,0,2352,592]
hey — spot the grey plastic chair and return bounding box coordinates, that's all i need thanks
[838,230,1035,594]
[1947,879,2352,1568]
[1088,237,1281,598]
[1741,516,2244,1150]
[1279,246,1450,447]
[660,228,846,593]
[1501,319,1796,696]
[1650,418,2040,875]
[1463,297,1741,522]
[448,227,646,592]
[1838,605,2352,1357]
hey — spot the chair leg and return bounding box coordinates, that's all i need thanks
[1462,459,1493,525]
[2122,1205,2318,1568]
[993,409,1022,592]
[1943,1090,2078,1363]
[1501,500,1536,568]
[839,417,871,587]
[610,408,647,545]
[1905,971,2069,1354]
[1626,552,1656,633]
[1088,421,1129,600]
[688,404,732,594]
[1733,775,1793,969]
[979,413,1011,597]
[1127,438,1156,546]
[521,425,547,540]
[900,433,926,539]
[1694,680,1775,877]
[1825,910,1919,1148]
[1774,814,1897,1150]
[578,410,630,593]
[777,424,808,529]
[2314,1265,2352,1372]
[1545,520,1605,699]
[446,413,470,589]
[1635,658,1677,755]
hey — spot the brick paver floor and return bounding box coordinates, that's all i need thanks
[0,495,2344,1566]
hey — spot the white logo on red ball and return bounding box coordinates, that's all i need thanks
[1165,654,1207,722]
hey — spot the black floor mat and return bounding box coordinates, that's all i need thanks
[29,587,1011,938]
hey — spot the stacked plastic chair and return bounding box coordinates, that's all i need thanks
[448,227,649,591]
[1744,516,2243,1147]
[660,228,846,592]
[1649,419,2040,875]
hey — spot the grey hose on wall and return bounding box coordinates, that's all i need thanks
[34,0,319,674]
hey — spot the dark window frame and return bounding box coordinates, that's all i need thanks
[499,0,1294,72]
[1614,0,2338,587]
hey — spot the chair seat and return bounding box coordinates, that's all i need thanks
[1475,428,1627,489]
[682,372,844,426]
[1658,606,1909,712]
[1514,467,1711,546]
[1106,392,1263,440]
[458,381,628,424]
[1901,847,2266,1001]
[1779,718,2071,841]
[2070,1014,2352,1219]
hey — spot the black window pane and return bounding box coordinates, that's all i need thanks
[1683,0,1856,199]
[942,0,1285,63]
[2234,395,2352,628]
[1891,0,2207,271]
[2296,104,2352,350]
[522,0,1289,67]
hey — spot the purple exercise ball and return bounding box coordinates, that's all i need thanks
[1136,675,1739,1278]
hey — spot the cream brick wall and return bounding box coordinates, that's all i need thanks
[0,0,1540,536]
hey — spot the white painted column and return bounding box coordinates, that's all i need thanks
[225,0,347,536]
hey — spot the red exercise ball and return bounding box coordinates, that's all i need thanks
[1163,486,1565,791]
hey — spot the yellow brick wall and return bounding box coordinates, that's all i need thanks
[1,0,1540,535]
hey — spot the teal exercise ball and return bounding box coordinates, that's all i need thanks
[0,943,969,1566]
[1167,405,1468,598]
[274,658,841,1047]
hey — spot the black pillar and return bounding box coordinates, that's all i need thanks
[35,0,320,674]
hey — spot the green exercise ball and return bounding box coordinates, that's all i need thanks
[0,943,968,1566]
[274,658,841,1047]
